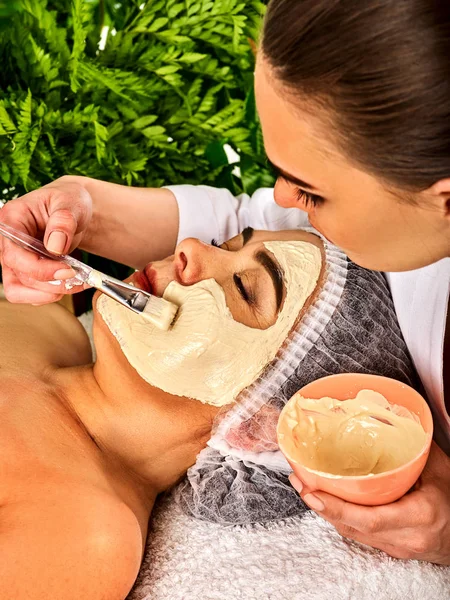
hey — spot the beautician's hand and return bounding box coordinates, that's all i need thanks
[0,179,92,304]
[290,441,450,565]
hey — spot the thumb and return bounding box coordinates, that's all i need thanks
[44,208,79,255]
[43,183,92,255]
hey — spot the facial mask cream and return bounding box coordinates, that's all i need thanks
[98,241,322,406]
[279,390,427,475]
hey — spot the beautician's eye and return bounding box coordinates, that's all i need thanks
[294,187,323,208]
[233,273,253,304]
[211,239,219,247]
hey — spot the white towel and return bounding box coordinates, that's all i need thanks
[127,492,450,600]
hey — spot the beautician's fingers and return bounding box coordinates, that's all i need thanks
[299,484,450,562]
[329,526,415,561]
[290,444,450,563]
[43,203,88,254]
[13,271,88,295]
[0,179,92,253]
[300,443,449,533]
[0,180,93,292]
[1,239,72,282]
[301,489,398,533]
[329,510,450,562]
[1,267,64,304]
[41,181,93,253]
[290,475,421,557]
[289,475,413,558]
[289,474,304,495]
[295,478,417,541]
[289,441,446,530]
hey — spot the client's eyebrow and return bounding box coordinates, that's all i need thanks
[255,250,284,312]
[267,158,318,192]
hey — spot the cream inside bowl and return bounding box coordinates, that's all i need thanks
[278,389,427,478]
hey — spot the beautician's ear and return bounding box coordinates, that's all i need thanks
[427,178,450,217]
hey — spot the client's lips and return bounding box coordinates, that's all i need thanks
[132,270,153,294]
[144,264,159,291]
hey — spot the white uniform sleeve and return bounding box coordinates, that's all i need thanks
[164,184,310,245]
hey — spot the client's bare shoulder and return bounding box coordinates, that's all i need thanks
[0,300,97,502]
[0,300,92,375]
[0,300,144,599]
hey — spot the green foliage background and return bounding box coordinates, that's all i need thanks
[0,0,275,205]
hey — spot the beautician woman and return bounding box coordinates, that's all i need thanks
[0,0,449,565]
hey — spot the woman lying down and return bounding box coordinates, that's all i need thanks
[0,227,416,599]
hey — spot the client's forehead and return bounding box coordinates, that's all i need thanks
[250,230,308,243]
[226,228,320,251]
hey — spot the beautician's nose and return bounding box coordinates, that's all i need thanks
[274,177,309,212]
[174,238,224,286]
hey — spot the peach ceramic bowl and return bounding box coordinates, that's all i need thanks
[277,373,433,506]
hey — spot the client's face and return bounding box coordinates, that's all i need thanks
[133,228,307,329]
[94,229,323,407]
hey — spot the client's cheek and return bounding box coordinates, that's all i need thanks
[225,301,253,328]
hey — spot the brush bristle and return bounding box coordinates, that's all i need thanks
[141,295,178,330]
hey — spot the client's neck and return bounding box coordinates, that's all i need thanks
[52,355,217,495]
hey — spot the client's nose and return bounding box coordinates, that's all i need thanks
[174,238,216,285]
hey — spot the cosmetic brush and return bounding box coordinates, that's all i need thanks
[83,267,178,329]
[0,222,178,330]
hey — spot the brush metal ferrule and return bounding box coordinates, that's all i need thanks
[87,271,150,314]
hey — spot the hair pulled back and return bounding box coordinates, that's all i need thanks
[262,0,450,191]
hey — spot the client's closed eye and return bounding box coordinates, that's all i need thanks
[233,273,253,305]
[208,228,282,326]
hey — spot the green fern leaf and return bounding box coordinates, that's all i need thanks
[142,125,166,138]
[18,89,33,131]
[94,121,109,164]
[70,0,90,93]
[0,0,267,208]
[155,65,180,76]
[123,157,148,172]
[0,104,16,135]
[132,115,159,129]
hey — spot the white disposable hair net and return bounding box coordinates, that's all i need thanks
[174,233,418,524]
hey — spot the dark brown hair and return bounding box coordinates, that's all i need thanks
[262,0,450,191]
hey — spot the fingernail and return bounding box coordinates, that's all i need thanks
[47,231,67,254]
[289,474,303,493]
[53,268,76,280]
[304,494,325,512]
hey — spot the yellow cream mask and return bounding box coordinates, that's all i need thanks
[98,241,322,406]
